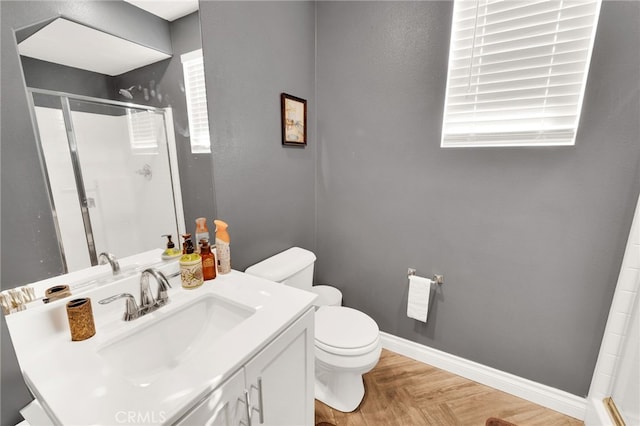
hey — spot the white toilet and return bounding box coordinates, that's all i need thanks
[245,247,382,412]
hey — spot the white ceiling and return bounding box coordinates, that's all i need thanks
[123,0,199,22]
[18,18,171,76]
[17,2,199,76]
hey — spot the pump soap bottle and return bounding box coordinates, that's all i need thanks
[161,234,182,260]
[200,239,216,281]
[181,233,192,254]
[214,219,231,274]
[180,238,203,289]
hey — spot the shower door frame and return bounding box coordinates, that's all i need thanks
[27,87,186,271]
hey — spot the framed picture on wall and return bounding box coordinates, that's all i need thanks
[281,93,307,147]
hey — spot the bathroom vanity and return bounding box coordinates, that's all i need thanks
[176,308,314,425]
[5,254,316,425]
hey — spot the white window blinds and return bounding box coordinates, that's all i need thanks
[127,109,159,154]
[441,0,602,147]
[181,49,211,154]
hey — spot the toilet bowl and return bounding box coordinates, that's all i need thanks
[245,247,382,412]
[314,306,382,412]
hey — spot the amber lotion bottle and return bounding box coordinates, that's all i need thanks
[200,239,216,281]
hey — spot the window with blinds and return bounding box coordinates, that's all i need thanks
[181,49,211,154]
[441,0,602,148]
[127,109,159,154]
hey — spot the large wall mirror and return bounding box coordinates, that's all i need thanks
[1,0,215,290]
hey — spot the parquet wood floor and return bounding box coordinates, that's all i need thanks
[314,349,583,426]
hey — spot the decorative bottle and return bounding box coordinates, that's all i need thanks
[180,238,203,289]
[200,239,216,281]
[194,218,209,253]
[214,219,231,274]
[181,233,192,254]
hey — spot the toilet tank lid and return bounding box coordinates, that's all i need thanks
[244,247,316,282]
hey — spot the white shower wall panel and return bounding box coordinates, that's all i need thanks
[35,105,178,270]
[70,109,176,259]
[71,111,132,258]
[587,195,640,425]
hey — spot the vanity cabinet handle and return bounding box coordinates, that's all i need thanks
[250,377,264,424]
[242,389,252,426]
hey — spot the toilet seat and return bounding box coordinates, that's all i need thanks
[315,306,380,356]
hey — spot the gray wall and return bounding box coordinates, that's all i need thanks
[21,56,116,99]
[199,1,317,270]
[0,2,170,424]
[315,1,640,396]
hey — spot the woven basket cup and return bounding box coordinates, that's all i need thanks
[66,298,96,341]
[45,284,71,301]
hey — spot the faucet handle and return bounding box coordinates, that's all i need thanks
[99,293,139,321]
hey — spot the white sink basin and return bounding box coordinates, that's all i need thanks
[97,294,255,385]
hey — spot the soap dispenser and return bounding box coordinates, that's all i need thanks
[181,233,192,254]
[180,238,203,289]
[161,234,182,260]
[214,219,231,274]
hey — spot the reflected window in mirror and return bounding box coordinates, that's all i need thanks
[181,49,211,154]
[127,109,161,154]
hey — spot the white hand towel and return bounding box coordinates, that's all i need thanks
[407,275,432,322]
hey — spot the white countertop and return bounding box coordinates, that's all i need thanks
[6,267,316,425]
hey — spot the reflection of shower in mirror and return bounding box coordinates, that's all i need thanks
[135,164,153,181]
[120,83,165,103]
[118,85,139,99]
[29,89,184,273]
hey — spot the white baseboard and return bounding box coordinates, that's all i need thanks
[380,332,587,420]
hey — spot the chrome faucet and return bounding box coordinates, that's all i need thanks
[140,268,172,311]
[98,268,172,321]
[98,252,121,275]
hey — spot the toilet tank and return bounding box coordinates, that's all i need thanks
[244,247,316,291]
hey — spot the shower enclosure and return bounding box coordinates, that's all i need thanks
[28,88,185,273]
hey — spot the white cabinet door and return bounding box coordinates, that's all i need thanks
[175,368,249,426]
[244,308,314,426]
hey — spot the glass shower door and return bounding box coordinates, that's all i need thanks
[31,90,183,272]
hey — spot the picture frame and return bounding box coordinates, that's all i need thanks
[281,93,307,147]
